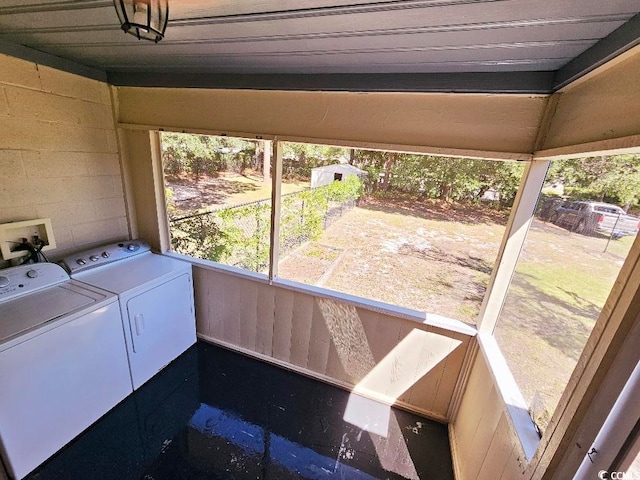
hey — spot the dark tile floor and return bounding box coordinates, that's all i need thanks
[26,342,454,480]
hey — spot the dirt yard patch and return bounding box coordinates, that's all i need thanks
[278,196,510,323]
[166,171,307,216]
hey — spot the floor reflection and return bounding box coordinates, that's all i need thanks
[27,341,453,480]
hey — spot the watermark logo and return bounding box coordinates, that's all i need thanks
[598,471,640,479]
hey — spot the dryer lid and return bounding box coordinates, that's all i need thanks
[72,253,190,294]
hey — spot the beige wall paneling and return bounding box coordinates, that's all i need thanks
[192,265,211,337]
[451,349,494,477]
[307,299,332,374]
[476,413,519,480]
[500,444,527,480]
[393,324,461,418]
[535,133,640,161]
[116,87,547,156]
[118,129,167,251]
[221,274,243,346]
[239,279,258,351]
[450,344,527,480]
[323,310,352,385]
[255,281,276,357]
[193,264,473,421]
[289,292,314,369]
[543,49,640,151]
[430,332,471,417]
[272,286,295,363]
[0,54,127,263]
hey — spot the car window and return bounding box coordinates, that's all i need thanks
[594,206,623,215]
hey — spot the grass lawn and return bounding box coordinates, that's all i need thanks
[494,221,633,428]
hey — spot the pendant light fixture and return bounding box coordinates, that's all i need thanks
[113,0,169,43]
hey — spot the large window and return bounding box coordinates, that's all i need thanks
[159,131,640,445]
[162,132,274,274]
[275,143,525,324]
[494,155,640,433]
[161,133,528,324]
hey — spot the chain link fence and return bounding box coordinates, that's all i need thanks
[169,184,358,272]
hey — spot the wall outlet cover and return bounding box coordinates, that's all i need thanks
[0,218,56,260]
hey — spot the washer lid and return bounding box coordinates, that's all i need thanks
[72,253,190,294]
[0,283,110,344]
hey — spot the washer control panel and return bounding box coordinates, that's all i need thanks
[0,263,69,302]
[61,240,151,274]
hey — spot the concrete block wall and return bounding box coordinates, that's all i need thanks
[0,54,129,266]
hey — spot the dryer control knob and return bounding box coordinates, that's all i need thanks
[77,259,86,265]
[101,251,110,258]
[127,244,139,252]
[0,276,9,287]
[26,270,38,279]
[89,255,99,262]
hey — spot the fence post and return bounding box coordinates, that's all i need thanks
[255,207,261,271]
[604,213,622,253]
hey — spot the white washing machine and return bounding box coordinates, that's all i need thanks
[62,240,196,391]
[0,263,132,480]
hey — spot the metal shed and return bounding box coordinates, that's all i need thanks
[310,164,367,189]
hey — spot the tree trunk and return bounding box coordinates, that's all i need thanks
[349,148,356,165]
[439,183,452,201]
[381,153,397,192]
[263,140,271,184]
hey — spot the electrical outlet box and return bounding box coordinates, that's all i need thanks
[0,218,56,260]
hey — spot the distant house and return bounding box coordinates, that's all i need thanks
[310,164,367,188]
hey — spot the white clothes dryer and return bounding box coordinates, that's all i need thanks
[61,240,196,391]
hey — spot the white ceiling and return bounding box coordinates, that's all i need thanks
[0,0,639,91]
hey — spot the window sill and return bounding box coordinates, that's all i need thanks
[163,252,477,337]
[477,331,541,462]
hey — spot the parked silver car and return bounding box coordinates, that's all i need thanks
[550,201,640,238]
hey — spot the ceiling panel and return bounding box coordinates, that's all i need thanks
[0,0,638,91]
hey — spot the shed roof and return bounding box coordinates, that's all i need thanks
[311,164,367,175]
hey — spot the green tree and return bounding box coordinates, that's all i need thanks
[352,149,524,205]
[546,155,640,207]
[282,142,349,179]
[161,132,257,179]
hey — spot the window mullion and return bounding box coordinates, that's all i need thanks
[268,140,283,281]
[476,159,550,333]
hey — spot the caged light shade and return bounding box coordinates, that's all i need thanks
[113,0,169,43]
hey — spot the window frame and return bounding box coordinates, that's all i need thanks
[148,126,640,474]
